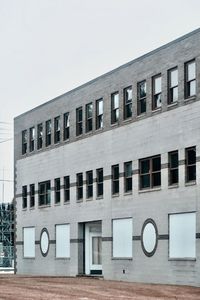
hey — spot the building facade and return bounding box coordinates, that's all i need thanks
[14,29,200,286]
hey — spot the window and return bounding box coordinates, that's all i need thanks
[111,92,119,124]
[168,151,178,185]
[54,178,60,204]
[46,120,51,147]
[38,180,51,206]
[169,212,196,259]
[22,130,27,155]
[96,99,103,129]
[113,218,132,258]
[168,67,178,104]
[137,80,146,115]
[139,155,161,189]
[30,184,35,208]
[37,123,43,150]
[152,75,162,110]
[185,60,196,98]
[29,127,35,152]
[54,116,60,144]
[124,161,132,193]
[56,224,70,258]
[63,112,70,140]
[124,86,132,119]
[64,176,70,203]
[86,170,93,198]
[23,227,35,258]
[22,186,27,209]
[77,173,83,200]
[86,103,93,132]
[112,164,119,195]
[185,146,196,182]
[96,168,103,197]
[76,107,83,136]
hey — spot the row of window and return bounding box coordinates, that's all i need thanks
[22,146,196,209]
[21,59,197,155]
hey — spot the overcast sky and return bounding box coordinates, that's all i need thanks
[0,0,200,202]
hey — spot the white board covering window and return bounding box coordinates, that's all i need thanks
[113,218,132,258]
[169,212,196,259]
[56,224,70,258]
[23,227,35,258]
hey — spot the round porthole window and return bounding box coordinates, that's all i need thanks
[141,219,158,257]
[40,228,50,257]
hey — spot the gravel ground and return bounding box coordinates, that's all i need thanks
[0,275,199,300]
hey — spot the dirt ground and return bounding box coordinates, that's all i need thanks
[0,275,199,300]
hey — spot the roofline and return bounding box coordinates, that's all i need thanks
[15,27,200,120]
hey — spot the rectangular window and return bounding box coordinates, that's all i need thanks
[76,107,83,136]
[169,212,196,259]
[77,173,83,200]
[86,170,93,198]
[185,146,196,182]
[30,184,35,208]
[56,224,70,258]
[63,112,70,140]
[152,74,162,110]
[112,164,119,195]
[54,178,60,204]
[86,103,93,132]
[37,123,43,150]
[22,130,27,155]
[54,116,60,144]
[46,120,51,147]
[22,186,27,209]
[64,176,70,202]
[96,168,103,197]
[137,80,146,115]
[124,86,132,119]
[111,92,119,124]
[139,155,161,189]
[38,180,51,206]
[124,161,132,193]
[29,127,35,152]
[113,218,132,258]
[168,67,178,104]
[96,99,103,129]
[168,151,179,185]
[23,227,35,258]
[185,60,196,98]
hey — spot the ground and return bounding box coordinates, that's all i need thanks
[0,275,199,300]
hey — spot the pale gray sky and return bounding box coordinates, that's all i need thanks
[0,0,200,202]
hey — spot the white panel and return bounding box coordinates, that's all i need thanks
[23,227,35,258]
[169,212,196,258]
[113,218,132,258]
[56,224,70,258]
[143,223,156,253]
[41,231,49,254]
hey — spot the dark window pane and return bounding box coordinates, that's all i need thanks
[140,98,146,114]
[152,157,161,171]
[141,174,150,189]
[141,160,149,174]
[188,149,196,164]
[125,178,132,192]
[187,166,196,181]
[152,173,161,187]
[170,169,178,185]
[170,152,178,168]
[97,183,103,196]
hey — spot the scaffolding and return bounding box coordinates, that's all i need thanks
[0,202,14,267]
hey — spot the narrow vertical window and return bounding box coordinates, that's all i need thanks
[168,151,179,185]
[38,181,51,206]
[77,173,83,200]
[63,113,70,140]
[111,92,119,124]
[86,170,93,198]
[96,168,103,197]
[86,103,93,132]
[112,164,119,195]
[22,186,27,209]
[64,176,70,203]
[96,99,103,129]
[185,146,196,182]
[54,116,60,144]
[137,80,146,115]
[22,130,27,155]
[30,184,35,208]
[140,155,161,189]
[76,107,83,136]
[124,86,132,119]
[185,60,196,98]
[124,161,132,193]
[152,75,162,110]
[37,123,43,150]
[29,127,35,152]
[54,178,60,204]
[46,120,51,147]
[168,67,178,104]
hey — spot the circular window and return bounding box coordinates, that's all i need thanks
[141,219,158,257]
[40,228,50,257]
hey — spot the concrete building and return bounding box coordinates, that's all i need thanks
[14,28,200,286]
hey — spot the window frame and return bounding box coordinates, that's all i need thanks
[85,103,93,133]
[29,127,35,152]
[64,176,70,203]
[152,74,162,110]
[96,168,103,197]
[124,161,132,193]
[22,130,27,155]
[139,155,161,190]
[86,170,93,199]
[111,92,119,124]
[185,146,196,183]
[137,80,147,115]
[123,86,132,120]
[168,67,178,104]
[96,99,103,130]
[76,173,83,201]
[38,180,51,206]
[54,116,61,144]
[37,123,43,150]
[185,59,196,99]
[63,112,70,140]
[45,120,52,147]
[168,150,179,186]
[112,164,119,195]
[54,178,61,204]
[30,184,35,208]
[22,185,27,209]
[76,107,83,136]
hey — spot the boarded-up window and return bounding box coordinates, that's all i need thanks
[23,227,35,258]
[56,224,70,258]
[113,218,132,258]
